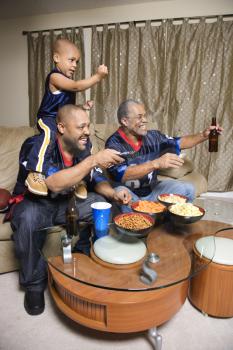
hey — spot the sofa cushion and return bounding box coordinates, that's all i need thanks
[0,215,65,274]
[158,171,208,197]
[0,215,13,240]
[0,126,35,192]
[0,240,20,273]
[91,123,119,154]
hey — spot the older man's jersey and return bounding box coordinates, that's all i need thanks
[105,128,181,197]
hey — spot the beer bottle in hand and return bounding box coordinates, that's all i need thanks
[209,117,218,152]
[66,192,79,238]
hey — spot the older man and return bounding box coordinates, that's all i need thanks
[11,104,131,316]
[105,99,222,212]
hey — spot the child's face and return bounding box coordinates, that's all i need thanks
[54,45,80,79]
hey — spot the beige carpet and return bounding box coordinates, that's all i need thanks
[0,271,232,350]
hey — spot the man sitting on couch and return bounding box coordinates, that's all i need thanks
[10,104,131,316]
[105,99,222,212]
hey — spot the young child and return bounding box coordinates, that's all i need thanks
[25,38,108,198]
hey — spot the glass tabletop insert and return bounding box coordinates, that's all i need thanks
[40,219,233,292]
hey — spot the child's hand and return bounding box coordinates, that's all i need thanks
[83,100,94,110]
[96,64,108,80]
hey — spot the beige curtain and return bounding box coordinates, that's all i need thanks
[91,21,166,124]
[27,28,85,127]
[91,17,233,191]
[163,17,233,191]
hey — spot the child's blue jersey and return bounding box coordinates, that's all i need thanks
[105,128,181,197]
[37,68,75,122]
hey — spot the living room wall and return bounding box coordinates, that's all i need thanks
[0,0,232,126]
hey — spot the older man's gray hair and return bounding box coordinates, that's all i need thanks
[117,99,142,124]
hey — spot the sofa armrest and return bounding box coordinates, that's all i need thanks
[0,126,35,192]
[179,171,208,197]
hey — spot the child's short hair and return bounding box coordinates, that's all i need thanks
[53,38,77,54]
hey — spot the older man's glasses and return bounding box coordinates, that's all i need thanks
[129,113,148,122]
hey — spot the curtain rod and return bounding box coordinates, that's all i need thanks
[22,13,233,35]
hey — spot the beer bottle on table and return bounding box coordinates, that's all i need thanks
[209,117,218,152]
[66,191,79,238]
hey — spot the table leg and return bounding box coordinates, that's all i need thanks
[148,327,162,350]
[61,234,72,263]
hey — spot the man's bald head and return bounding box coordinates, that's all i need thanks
[56,104,86,125]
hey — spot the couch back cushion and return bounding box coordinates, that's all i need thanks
[91,123,119,153]
[0,126,35,192]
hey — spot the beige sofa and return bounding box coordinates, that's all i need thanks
[0,124,207,274]
[0,126,64,274]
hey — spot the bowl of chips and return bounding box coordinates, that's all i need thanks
[131,200,166,222]
[158,193,188,207]
[113,212,155,238]
[167,202,205,225]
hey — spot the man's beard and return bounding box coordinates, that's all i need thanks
[64,138,84,156]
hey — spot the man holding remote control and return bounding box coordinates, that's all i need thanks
[105,99,222,212]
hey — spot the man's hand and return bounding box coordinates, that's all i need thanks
[113,189,132,205]
[94,182,131,205]
[96,64,108,80]
[153,153,184,169]
[93,149,124,169]
[202,123,223,138]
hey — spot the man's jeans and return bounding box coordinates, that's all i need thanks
[115,179,195,213]
[11,192,105,292]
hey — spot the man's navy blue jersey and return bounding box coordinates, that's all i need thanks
[37,68,75,124]
[105,128,181,197]
[13,136,107,196]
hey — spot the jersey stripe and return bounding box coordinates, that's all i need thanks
[36,119,51,172]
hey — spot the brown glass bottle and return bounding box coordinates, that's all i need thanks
[209,117,218,152]
[66,192,79,237]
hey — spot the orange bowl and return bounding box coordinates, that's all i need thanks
[131,200,166,222]
[113,212,155,238]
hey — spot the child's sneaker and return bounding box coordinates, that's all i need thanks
[25,172,48,196]
[75,181,87,199]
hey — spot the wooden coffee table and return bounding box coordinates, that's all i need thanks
[43,220,230,350]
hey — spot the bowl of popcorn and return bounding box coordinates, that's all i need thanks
[158,193,188,207]
[113,212,155,238]
[167,202,205,225]
[131,200,166,222]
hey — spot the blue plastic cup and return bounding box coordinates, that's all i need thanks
[91,202,112,239]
